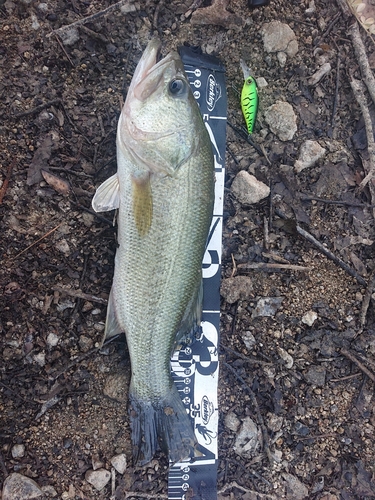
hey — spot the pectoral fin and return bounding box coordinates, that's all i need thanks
[101,288,124,346]
[92,173,120,213]
[174,278,203,349]
[132,174,153,237]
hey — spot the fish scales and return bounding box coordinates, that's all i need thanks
[92,38,215,465]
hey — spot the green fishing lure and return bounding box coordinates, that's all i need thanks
[241,75,258,134]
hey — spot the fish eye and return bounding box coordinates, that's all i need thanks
[169,78,186,95]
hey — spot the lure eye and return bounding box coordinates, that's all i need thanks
[169,78,186,95]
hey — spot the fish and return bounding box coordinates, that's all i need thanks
[92,38,215,465]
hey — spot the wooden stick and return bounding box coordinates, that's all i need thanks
[238,262,310,272]
[14,99,61,119]
[349,76,375,196]
[349,21,375,106]
[49,0,134,37]
[275,208,367,286]
[359,271,375,328]
[0,158,16,204]
[224,362,274,466]
[51,285,108,305]
[341,348,375,383]
[12,223,63,260]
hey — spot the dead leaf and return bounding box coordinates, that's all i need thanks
[27,135,53,186]
[346,0,375,35]
[41,169,70,195]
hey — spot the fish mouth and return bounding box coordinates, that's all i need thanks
[128,38,181,103]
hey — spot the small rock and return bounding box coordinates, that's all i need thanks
[46,332,59,348]
[37,3,48,13]
[305,365,326,387]
[231,171,270,205]
[91,453,104,471]
[103,372,128,402]
[41,485,58,497]
[220,276,253,304]
[308,62,332,85]
[264,101,297,141]
[241,331,256,350]
[295,140,326,173]
[11,444,25,458]
[277,346,294,369]
[234,417,260,458]
[55,238,70,255]
[267,413,283,433]
[110,453,127,474]
[82,212,94,227]
[262,21,298,57]
[59,27,79,46]
[252,297,284,318]
[191,0,242,28]
[2,473,44,499]
[282,473,309,500]
[302,310,318,326]
[277,51,287,67]
[79,335,93,352]
[85,469,111,492]
[256,76,268,88]
[224,412,241,432]
[33,352,46,367]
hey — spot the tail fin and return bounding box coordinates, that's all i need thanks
[129,386,197,466]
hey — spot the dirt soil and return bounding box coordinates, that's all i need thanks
[1,0,375,499]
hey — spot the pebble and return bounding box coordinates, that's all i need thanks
[224,412,241,432]
[262,21,298,59]
[252,296,284,318]
[110,453,127,474]
[305,365,326,387]
[41,485,58,497]
[234,417,260,458]
[59,27,80,46]
[264,101,297,141]
[241,330,256,350]
[2,473,44,499]
[103,372,128,402]
[220,276,253,304]
[46,332,59,348]
[11,444,25,458]
[302,309,318,326]
[282,473,309,500]
[277,346,294,369]
[79,335,94,352]
[55,239,70,256]
[231,171,270,205]
[308,62,332,85]
[294,140,326,173]
[85,468,111,491]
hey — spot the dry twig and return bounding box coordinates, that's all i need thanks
[341,348,375,383]
[0,158,16,204]
[14,99,62,119]
[224,362,274,466]
[359,271,375,328]
[49,0,134,37]
[51,286,108,305]
[349,21,375,106]
[218,481,278,499]
[238,262,310,272]
[11,223,63,260]
[349,76,375,198]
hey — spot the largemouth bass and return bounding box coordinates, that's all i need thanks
[92,38,215,465]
